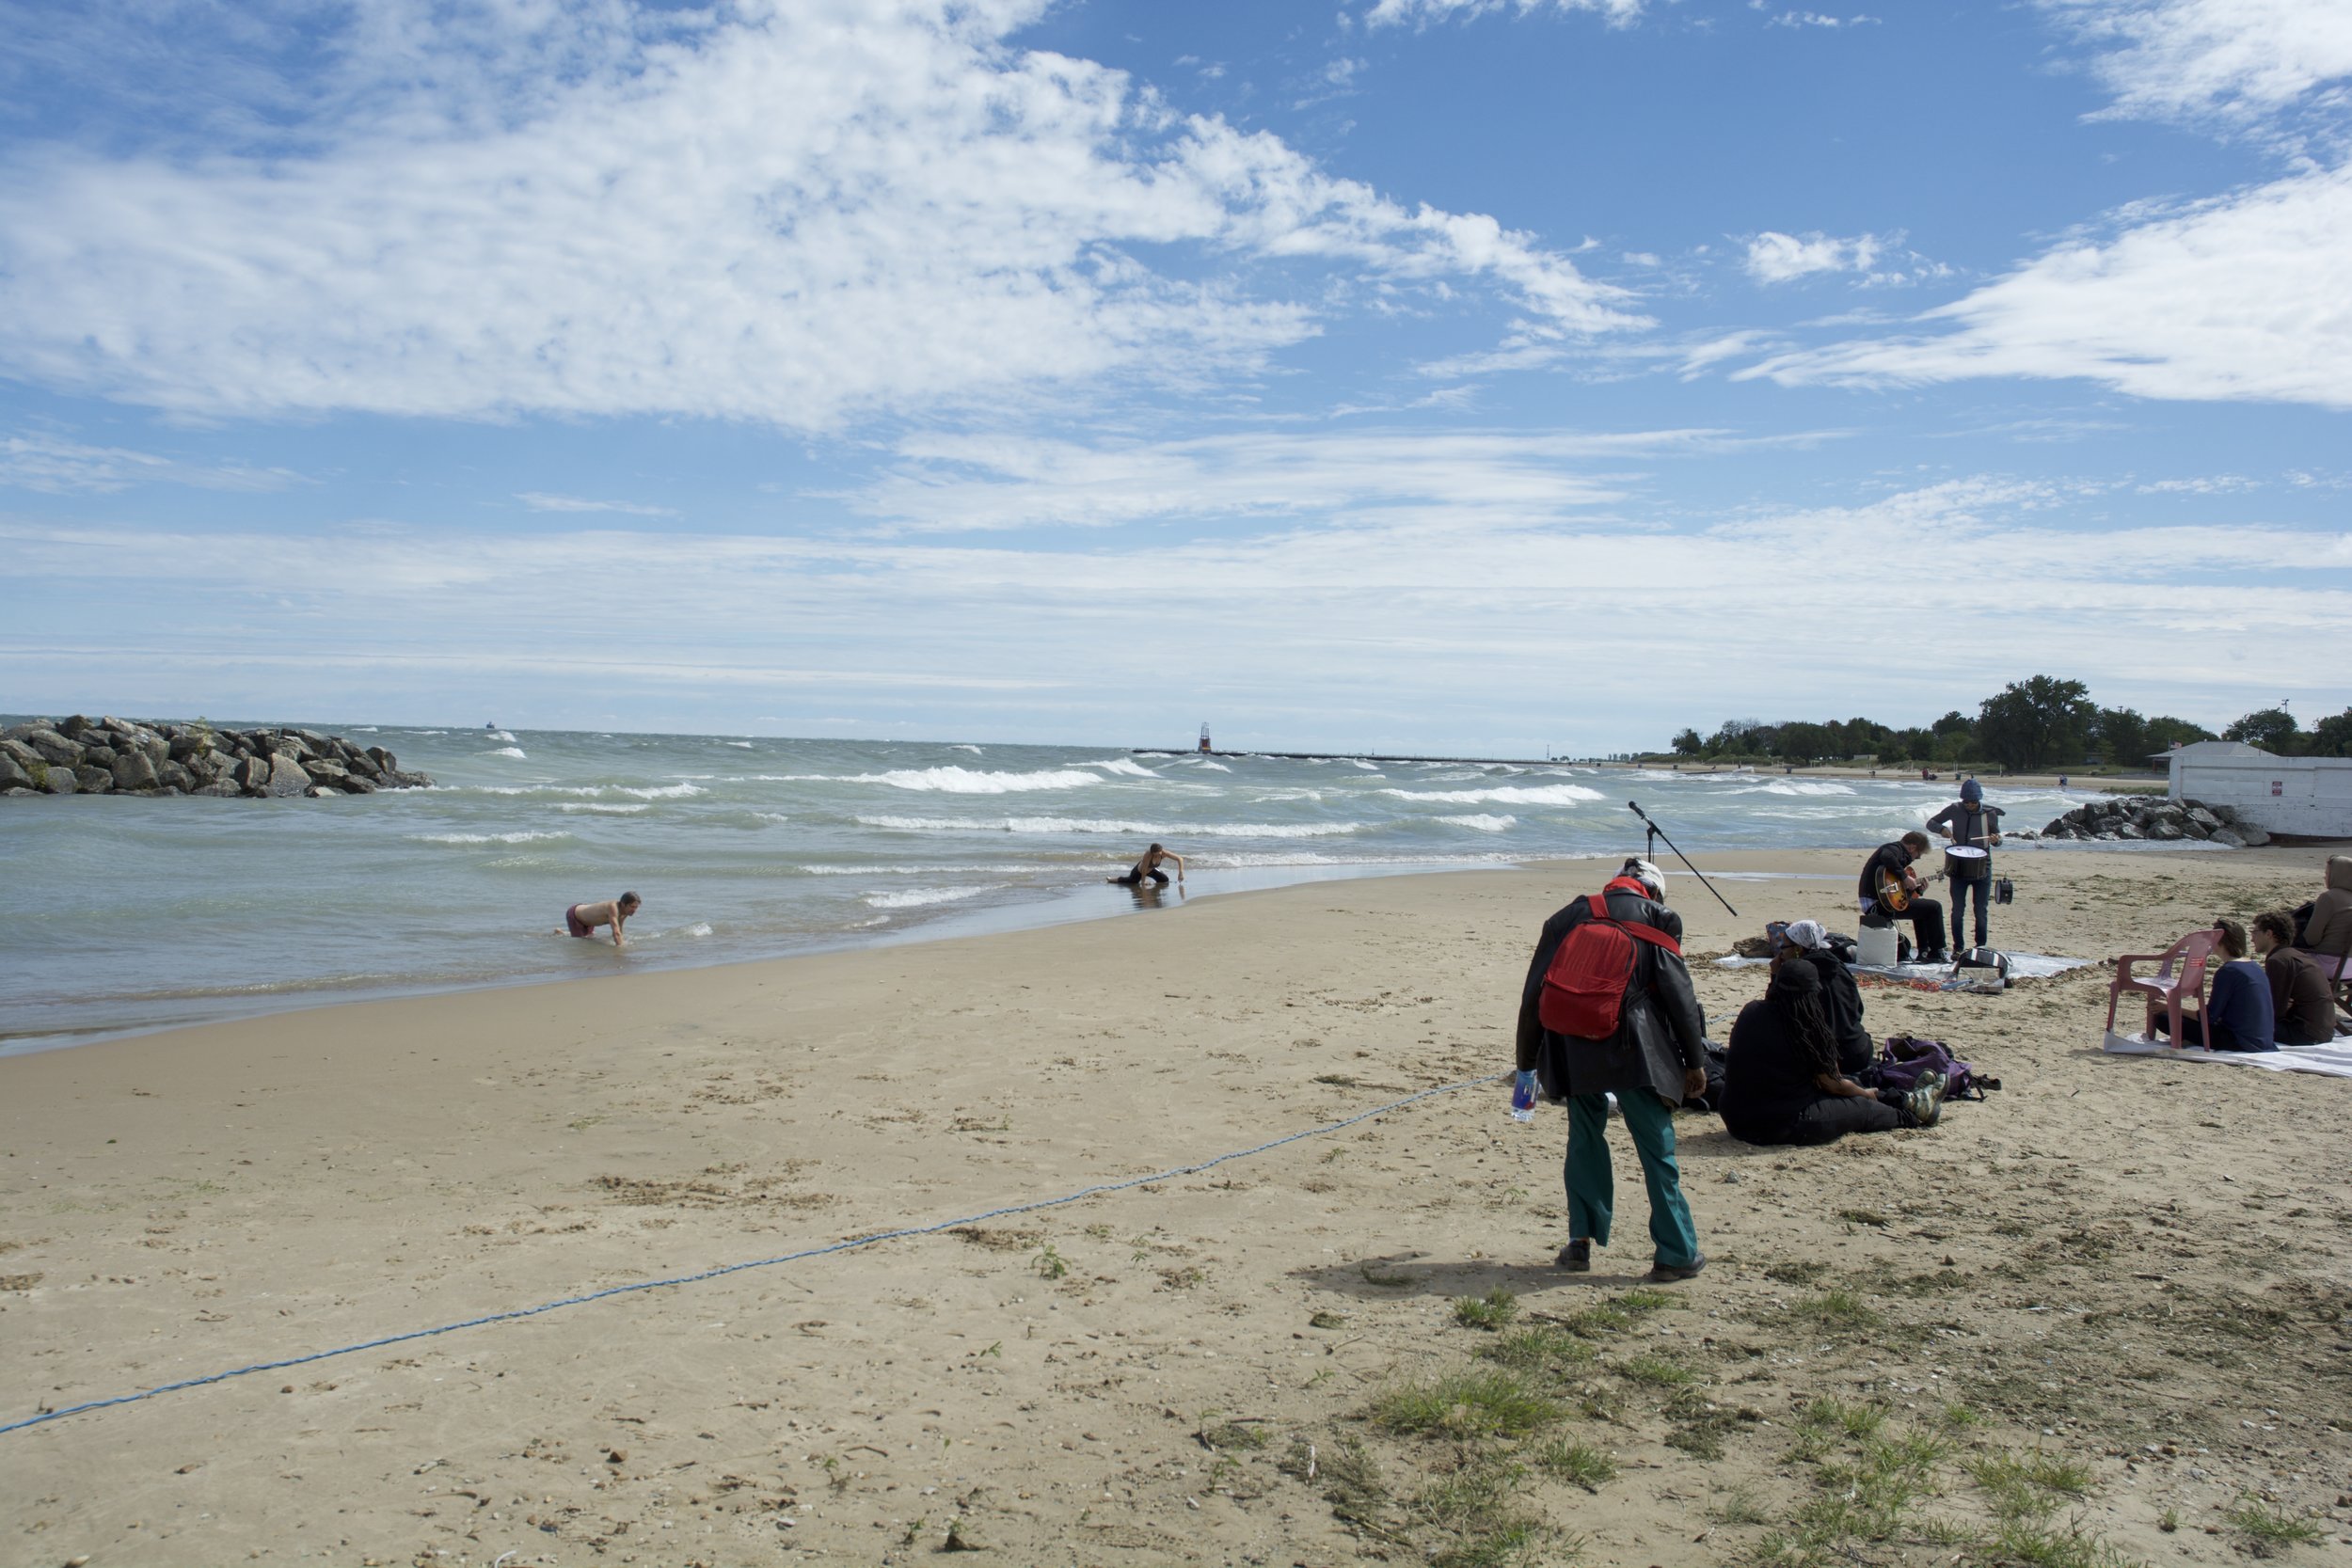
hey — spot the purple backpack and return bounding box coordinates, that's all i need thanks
[1867,1035,1998,1100]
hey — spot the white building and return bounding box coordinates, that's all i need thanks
[2164,740,2352,838]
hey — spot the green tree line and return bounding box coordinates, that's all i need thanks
[1665,676,2352,772]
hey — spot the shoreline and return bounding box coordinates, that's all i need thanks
[8,832,2316,1057]
[4,844,2346,1566]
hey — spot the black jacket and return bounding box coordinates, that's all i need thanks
[1857,842,1916,908]
[1516,887,1708,1105]
[1804,948,1873,1075]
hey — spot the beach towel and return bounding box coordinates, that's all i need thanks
[1713,951,2089,989]
[2102,1032,2352,1079]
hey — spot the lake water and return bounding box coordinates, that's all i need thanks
[0,724,2117,1050]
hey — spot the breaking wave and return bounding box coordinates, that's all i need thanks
[1379,784,1605,806]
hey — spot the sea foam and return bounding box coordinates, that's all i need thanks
[1379,784,1604,806]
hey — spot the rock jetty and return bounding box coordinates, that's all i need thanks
[0,716,432,799]
[2041,793,2267,847]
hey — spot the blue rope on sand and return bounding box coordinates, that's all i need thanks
[0,1071,1503,1438]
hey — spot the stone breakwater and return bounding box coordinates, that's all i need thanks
[0,716,432,799]
[2040,794,2268,847]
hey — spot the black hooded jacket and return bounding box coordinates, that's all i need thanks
[1515,881,1708,1105]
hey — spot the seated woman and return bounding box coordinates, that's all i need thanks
[2152,918,2274,1052]
[2296,855,2351,959]
[1772,919,1872,1075]
[1719,955,1947,1146]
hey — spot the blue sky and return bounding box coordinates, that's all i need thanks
[1,0,2345,754]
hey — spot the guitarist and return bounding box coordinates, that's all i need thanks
[1857,831,1949,963]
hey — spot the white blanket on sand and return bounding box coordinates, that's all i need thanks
[1714,952,2089,983]
[2103,1032,2352,1079]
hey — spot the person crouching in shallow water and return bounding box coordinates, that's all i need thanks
[1718,953,1948,1146]
[559,892,640,948]
[1513,857,1708,1283]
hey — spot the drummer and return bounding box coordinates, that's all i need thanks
[1927,778,2004,952]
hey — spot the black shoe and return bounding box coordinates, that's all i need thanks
[1902,1070,1949,1129]
[1557,1238,1591,1272]
[1645,1254,1705,1283]
[1921,948,1952,965]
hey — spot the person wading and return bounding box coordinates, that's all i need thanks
[1513,857,1708,1282]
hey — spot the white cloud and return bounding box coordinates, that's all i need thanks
[1764,11,1879,28]
[0,1,1642,432]
[1743,230,1886,282]
[0,432,301,495]
[846,426,1848,531]
[516,491,680,517]
[5,478,2342,742]
[2042,0,2352,125]
[1364,0,1646,28]
[1743,162,2352,406]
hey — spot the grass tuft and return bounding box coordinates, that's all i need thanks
[1452,1287,1518,1330]
[1480,1324,1597,1377]
[2226,1497,2325,1552]
[1615,1352,1693,1387]
[1371,1369,1565,1440]
[1534,1437,1616,1492]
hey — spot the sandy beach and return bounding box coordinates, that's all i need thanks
[6,846,2350,1567]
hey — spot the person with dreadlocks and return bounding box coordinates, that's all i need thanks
[1717,946,1950,1146]
[1514,857,1709,1282]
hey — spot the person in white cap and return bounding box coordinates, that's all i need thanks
[1513,856,1708,1283]
[1771,919,1872,1075]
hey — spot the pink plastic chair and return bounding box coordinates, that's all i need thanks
[2106,930,2219,1043]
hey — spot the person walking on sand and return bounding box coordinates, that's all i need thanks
[558,892,640,947]
[1109,843,1184,887]
[1513,857,1708,1283]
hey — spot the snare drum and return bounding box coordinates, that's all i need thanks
[1943,843,1989,878]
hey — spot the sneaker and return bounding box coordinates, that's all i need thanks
[1902,1069,1950,1129]
[1645,1254,1706,1283]
[1557,1238,1591,1272]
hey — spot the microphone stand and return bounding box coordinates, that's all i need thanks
[1627,800,1739,918]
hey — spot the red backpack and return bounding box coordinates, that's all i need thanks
[1538,889,1682,1039]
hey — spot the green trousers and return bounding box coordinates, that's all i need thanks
[1565,1090,1700,1268]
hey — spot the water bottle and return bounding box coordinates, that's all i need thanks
[1510,1069,1537,1123]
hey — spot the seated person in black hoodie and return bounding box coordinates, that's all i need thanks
[1771,918,1872,1075]
[1857,832,1948,962]
[1720,955,1947,1146]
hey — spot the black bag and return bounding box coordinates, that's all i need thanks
[1994,877,2014,906]
[1955,947,2010,989]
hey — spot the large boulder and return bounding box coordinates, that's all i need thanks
[155,759,193,792]
[56,714,97,738]
[2212,827,2249,848]
[2236,823,2272,847]
[111,750,160,791]
[340,774,378,794]
[264,757,312,798]
[304,757,350,784]
[72,764,114,793]
[35,763,75,794]
[23,727,81,767]
[0,755,29,792]
[233,753,275,793]
[0,737,40,768]
[79,743,119,769]
[2185,805,2222,831]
